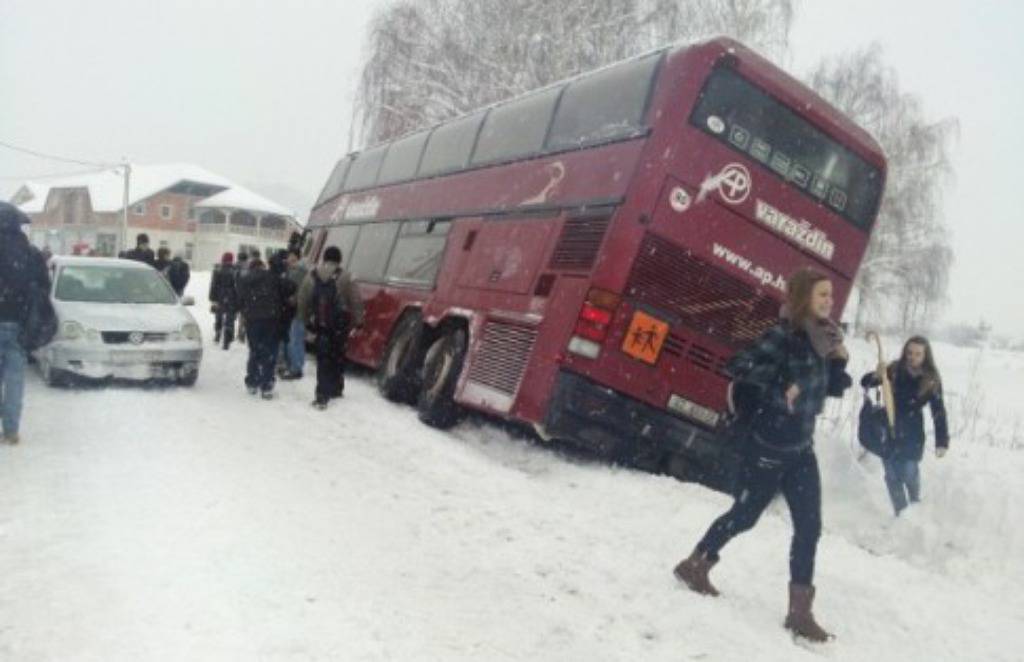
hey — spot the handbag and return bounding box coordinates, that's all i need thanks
[858,386,894,458]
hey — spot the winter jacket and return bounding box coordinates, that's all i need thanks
[209,265,239,311]
[727,323,852,449]
[167,258,190,295]
[237,265,285,323]
[297,264,365,331]
[861,362,949,461]
[154,257,171,273]
[126,247,156,267]
[0,221,51,324]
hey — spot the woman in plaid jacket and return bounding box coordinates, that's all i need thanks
[673,267,853,643]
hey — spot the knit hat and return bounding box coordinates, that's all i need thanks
[221,252,234,264]
[323,246,342,264]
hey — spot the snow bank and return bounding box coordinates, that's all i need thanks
[0,272,1020,660]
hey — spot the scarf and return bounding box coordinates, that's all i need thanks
[780,304,844,358]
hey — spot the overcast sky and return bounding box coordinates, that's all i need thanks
[2,0,1022,335]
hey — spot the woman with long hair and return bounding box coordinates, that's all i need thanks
[673,267,852,642]
[861,337,949,515]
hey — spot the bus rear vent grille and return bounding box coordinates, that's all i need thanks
[626,233,779,349]
[548,216,610,270]
[467,321,538,395]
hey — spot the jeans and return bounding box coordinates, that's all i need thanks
[883,457,921,515]
[0,322,27,437]
[697,444,822,585]
[245,319,279,393]
[214,309,237,349]
[286,317,306,375]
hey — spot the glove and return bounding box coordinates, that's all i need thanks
[210,303,219,313]
[936,447,947,458]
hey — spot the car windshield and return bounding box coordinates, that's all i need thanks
[55,265,178,305]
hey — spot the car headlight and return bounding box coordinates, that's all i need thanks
[60,321,85,341]
[182,322,201,341]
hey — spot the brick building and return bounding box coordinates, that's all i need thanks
[10,163,302,266]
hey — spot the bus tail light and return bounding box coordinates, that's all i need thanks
[568,289,621,359]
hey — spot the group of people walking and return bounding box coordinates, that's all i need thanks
[123,233,191,297]
[672,267,950,643]
[207,243,364,408]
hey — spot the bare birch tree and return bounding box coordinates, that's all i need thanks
[808,44,957,332]
[354,0,795,146]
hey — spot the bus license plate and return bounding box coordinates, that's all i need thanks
[621,310,669,365]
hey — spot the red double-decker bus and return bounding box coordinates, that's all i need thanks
[304,37,886,479]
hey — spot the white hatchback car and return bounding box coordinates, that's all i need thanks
[37,256,203,386]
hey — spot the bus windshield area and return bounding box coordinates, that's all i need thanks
[689,66,882,229]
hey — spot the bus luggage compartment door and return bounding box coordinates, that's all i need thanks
[455,218,554,295]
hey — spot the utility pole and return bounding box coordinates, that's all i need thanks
[120,160,131,254]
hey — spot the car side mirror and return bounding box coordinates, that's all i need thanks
[181,296,195,306]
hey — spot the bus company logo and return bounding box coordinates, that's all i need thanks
[716,163,751,205]
[754,200,835,261]
[344,196,382,220]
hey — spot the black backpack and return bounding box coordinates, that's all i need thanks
[18,281,58,351]
[311,272,350,333]
[858,386,894,458]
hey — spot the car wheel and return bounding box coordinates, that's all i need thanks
[40,359,69,388]
[178,371,199,387]
[417,326,467,429]
[377,312,423,404]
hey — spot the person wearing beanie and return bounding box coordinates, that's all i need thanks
[125,233,155,267]
[0,202,51,444]
[209,252,239,349]
[297,245,365,409]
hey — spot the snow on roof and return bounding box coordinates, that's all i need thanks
[194,186,293,216]
[13,163,293,218]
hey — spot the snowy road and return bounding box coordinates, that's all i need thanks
[1,274,1022,661]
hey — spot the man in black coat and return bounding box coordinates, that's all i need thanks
[166,253,191,297]
[125,233,156,266]
[0,202,51,444]
[209,252,239,349]
[236,257,288,398]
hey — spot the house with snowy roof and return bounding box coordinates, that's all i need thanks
[10,163,302,267]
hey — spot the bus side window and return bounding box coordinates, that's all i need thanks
[347,221,400,282]
[546,52,660,151]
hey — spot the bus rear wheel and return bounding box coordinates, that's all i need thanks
[377,312,423,404]
[417,326,467,429]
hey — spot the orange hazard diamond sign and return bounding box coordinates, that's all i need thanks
[621,310,669,365]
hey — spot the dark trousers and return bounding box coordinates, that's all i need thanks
[315,329,348,403]
[214,309,236,348]
[697,444,822,585]
[245,319,280,392]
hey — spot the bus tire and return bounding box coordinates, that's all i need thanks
[377,312,423,404]
[417,326,467,429]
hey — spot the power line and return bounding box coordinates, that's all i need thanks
[0,139,116,168]
[0,166,111,181]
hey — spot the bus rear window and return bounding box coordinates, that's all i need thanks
[690,66,882,228]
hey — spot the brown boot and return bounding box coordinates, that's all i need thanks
[784,583,833,642]
[673,549,719,596]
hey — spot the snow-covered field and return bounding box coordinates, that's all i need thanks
[1,272,1021,661]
